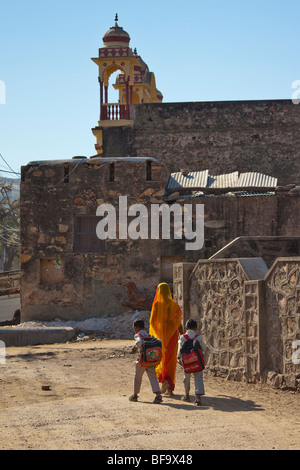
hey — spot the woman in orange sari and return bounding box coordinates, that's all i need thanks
[149,283,183,395]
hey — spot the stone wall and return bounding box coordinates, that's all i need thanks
[0,271,20,296]
[264,258,300,389]
[103,100,300,184]
[20,154,300,323]
[173,262,196,326]
[210,236,300,268]
[20,158,181,321]
[175,257,300,391]
[187,259,251,381]
[176,193,300,261]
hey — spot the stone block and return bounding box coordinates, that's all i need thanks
[58,224,69,233]
[0,326,76,347]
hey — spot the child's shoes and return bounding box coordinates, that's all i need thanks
[153,394,163,404]
[129,394,138,402]
[181,395,190,402]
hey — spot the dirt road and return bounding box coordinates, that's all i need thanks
[0,338,299,450]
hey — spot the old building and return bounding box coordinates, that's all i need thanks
[20,156,170,320]
[20,17,300,342]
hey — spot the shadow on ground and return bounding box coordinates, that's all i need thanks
[139,393,264,412]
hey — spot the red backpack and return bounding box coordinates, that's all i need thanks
[180,334,205,373]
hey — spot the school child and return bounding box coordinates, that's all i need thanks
[129,319,163,404]
[178,319,206,406]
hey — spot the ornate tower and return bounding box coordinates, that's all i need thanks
[91,15,163,154]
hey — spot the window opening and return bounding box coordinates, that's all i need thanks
[64,163,69,183]
[74,215,105,253]
[146,161,152,181]
[109,163,115,182]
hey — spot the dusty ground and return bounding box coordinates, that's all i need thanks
[0,337,299,451]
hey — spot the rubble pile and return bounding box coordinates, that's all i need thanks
[17,310,151,340]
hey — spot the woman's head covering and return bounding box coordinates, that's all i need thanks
[154,282,172,302]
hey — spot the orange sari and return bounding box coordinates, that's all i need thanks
[149,283,182,391]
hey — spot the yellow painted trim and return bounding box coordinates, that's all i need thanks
[97,120,133,128]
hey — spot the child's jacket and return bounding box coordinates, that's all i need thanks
[134,329,154,353]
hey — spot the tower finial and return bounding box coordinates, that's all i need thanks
[115,13,118,24]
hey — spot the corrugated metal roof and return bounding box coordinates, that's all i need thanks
[167,170,277,190]
[207,172,239,188]
[237,172,278,188]
[167,170,209,189]
[176,191,275,200]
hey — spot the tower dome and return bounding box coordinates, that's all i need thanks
[102,14,130,48]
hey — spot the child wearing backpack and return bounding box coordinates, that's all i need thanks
[129,319,163,404]
[177,319,206,406]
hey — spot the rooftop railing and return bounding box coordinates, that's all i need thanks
[100,103,131,121]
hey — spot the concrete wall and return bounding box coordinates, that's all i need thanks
[103,100,300,184]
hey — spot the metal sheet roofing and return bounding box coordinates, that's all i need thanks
[167,170,209,189]
[237,172,278,188]
[167,170,277,190]
[207,172,239,188]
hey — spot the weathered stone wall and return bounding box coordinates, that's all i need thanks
[264,258,300,389]
[177,257,300,391]
[103,100,300,184]
[210,236,300,268]
[173,262,196,326]
[0,271,20,296]
[244,280,265,379]
[20,158,179,321]
[20,156,300,323]
[188,259,250,381]
[177,193,300,261]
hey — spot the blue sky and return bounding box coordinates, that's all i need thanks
[0,0,299,176]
